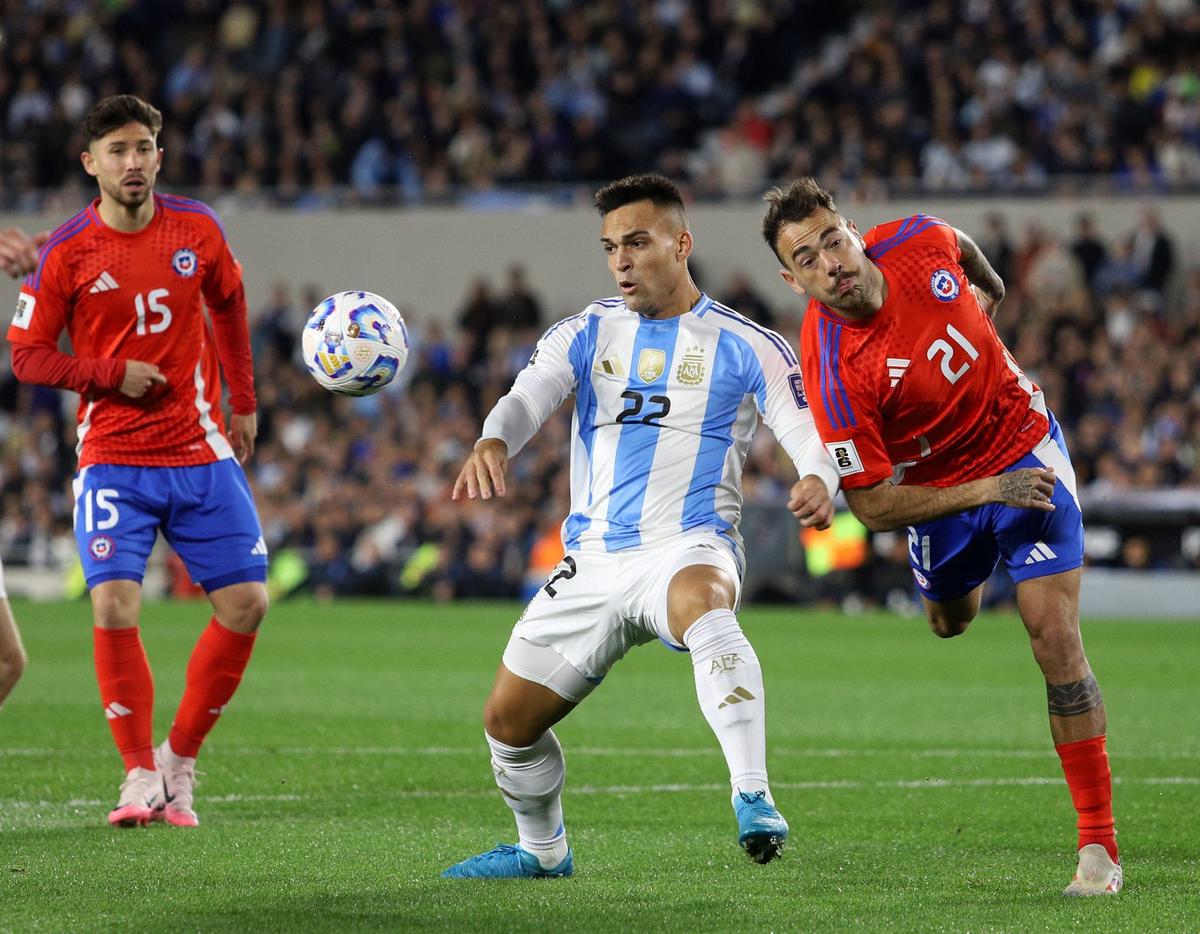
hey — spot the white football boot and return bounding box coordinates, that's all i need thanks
[1063,843,1123,896]
[107,766,164,827]
[154,741,200,828]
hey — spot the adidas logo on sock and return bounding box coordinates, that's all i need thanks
[208,704,226,715]
[717,686,757,709]
[104,701,133,720]
[89,271,119,293]
[1024,541,1058,565]
[250,537,269,557]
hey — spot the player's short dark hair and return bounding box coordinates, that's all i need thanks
[82,95,163,145]
[593,174,686,219]
[761,178,840,263]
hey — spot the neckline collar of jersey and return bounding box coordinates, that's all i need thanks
[625,290,711,322]
[87,194,162,238]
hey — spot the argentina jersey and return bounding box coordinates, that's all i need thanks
[501,293,821,556]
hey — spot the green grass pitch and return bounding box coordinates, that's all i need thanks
[1,599,1196,931]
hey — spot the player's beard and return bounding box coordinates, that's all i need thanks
[105,177,152,210]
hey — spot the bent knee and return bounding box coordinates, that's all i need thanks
[0,649,27,685]
[927,612,973,639]
[483,698,538,748]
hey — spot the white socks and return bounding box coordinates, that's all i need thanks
[683,608,772,803]
[486,729,570,869]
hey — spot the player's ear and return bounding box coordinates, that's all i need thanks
[848,219,867,249]
[81,149,97,178]
[677,229,694,262]
[779,267,807,297]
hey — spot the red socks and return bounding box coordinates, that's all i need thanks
[94,627,155,771]
[167,618,258,759]
[1055,735,1118,862]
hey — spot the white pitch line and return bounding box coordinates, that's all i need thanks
[0,775,1195,814]
[4,745,1199,760]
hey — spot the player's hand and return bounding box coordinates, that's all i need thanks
[997,467,1056,511]
[119,360,167,399]
[452,438,508,501]
[0,227,49,278]
[229,412,257,464]
[788,474,834,530]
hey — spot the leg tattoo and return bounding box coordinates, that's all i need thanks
[1046,672,1103,717]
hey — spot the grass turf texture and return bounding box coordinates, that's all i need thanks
[1,599,1196,932]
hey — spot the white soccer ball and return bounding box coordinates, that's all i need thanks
[301,290,410,396]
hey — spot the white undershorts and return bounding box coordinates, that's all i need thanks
[502,529,743,700]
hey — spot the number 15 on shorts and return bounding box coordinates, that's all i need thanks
[81,488,121,532]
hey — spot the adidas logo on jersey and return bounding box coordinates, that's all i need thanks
[1024,542,1058,565]
[250,537,269,557]
[594,355,627,377]
[887,358,910,388]
[104,701,133,720]
[88,271,120,293]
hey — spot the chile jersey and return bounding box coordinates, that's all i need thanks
[799,215,1048,490]
[7,194,255,468]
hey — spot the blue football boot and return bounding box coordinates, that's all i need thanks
[441,843,574,879]
[734,790,788,864]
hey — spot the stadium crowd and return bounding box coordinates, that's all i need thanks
[1,0,1199,207]
[0,212,1196,602]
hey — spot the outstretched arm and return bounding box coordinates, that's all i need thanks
[0,227,49,278]
[844,467,1057,532]
[954,227,1005,316]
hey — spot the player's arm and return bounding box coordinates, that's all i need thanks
[844,468,1057,532]
[0,227,49,279]
[953,227,1005,316]
[7,260,163,398]
[751,337,839,530]
[202,225,258,462]
[453,315,583,501]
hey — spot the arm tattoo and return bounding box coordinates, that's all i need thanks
[956,230,1005,315]
[1046,672,1104,717]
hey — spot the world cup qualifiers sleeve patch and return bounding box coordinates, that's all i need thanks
[789,373,808,408]
[825,439,864,476]
[12,293,35,329]
[930,268,960,302]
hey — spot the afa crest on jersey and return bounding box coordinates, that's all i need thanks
[675,346,705,385]
[171,248,198,278]
[930,268,960,302]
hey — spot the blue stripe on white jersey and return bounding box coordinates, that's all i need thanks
[563,315,601,549]
[602,315,680,550]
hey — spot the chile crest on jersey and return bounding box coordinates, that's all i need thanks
[171,247,198,278]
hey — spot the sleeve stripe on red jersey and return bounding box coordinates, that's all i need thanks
[158,193,227,239]
[867,214,944,260]
[708,302,798,366]
[26,209,93,290]
[818,317,856,429]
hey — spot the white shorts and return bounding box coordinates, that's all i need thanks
[503,529,743,701]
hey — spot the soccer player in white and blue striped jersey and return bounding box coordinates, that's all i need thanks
[442,175,839,879]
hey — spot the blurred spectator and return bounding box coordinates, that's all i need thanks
[1,2,1198,202]
[496,264,543,331]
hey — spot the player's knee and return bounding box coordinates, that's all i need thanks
[483,697,539,748]
[91,591,139,629]
[0,646,27,688]
[223,585,269,632]
[927,610,972,639]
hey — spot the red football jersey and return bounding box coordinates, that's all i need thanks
[8,194,255,468]
[799,214,1048,490]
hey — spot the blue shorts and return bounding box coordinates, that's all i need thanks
[905,414,1084,603]
[72,460,268,592]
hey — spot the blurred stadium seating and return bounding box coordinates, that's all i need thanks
[0,1,1197,605]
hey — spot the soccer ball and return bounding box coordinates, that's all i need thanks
[301,290,410,396]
